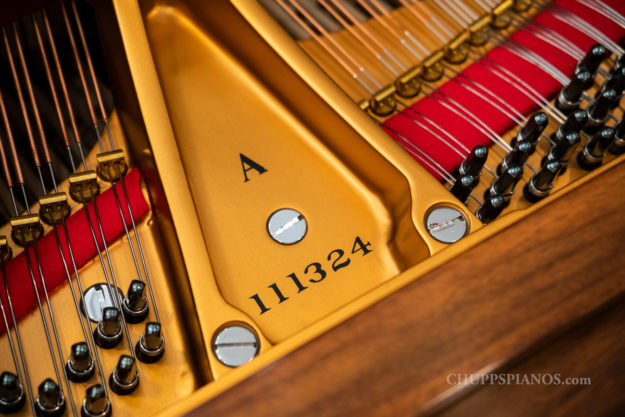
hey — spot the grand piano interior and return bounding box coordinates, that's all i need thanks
[0,0,624,416]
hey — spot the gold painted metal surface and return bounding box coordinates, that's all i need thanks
[115,0,466,383]
[231,0,625,218]
[117,0,623,397]
[0,220,197,417]
[2,0,624,416]
[0,112,198,416]
[142,2,435,343]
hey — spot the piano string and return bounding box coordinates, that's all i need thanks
[0,1,165,415]
[265,0,625,221]
[1,0,625,415]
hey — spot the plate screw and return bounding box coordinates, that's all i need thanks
[425,206,468,244]
[82,283,123,322]
[212,325,259,368]
[267,208,307,245]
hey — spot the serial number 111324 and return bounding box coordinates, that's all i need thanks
[249,236,373,315]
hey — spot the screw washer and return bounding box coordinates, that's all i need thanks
[266,208,307,245]
[212,325,259,368]
[425,206,468,244]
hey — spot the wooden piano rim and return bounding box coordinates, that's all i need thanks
[172,160,625,417]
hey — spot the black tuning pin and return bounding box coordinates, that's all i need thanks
[575,44,606,77]
[0,371,25,413]
[484,166,524,203]
[550,109,587,143]
[577,127,616,170]
[510,112,549,148]
[544,132,581,175]
[459,145,489,179]
[109,355,139,396]
[450,174,476,204]
[35,379,65,417]
[136,322,166,364]
[476,195,507,224]
[596,66,625,110]
[611,67,625,109]
[609,54,625,85]
[66,342,95,382]
[453,146,488,204]
[122,280,149,324]
[608,121,625,155]
[81,384,111,417]
[598,66,625,97]
[556,71,593,114]
[524,160,562,203]
[94,307,123,349]
[498,140,534,174]
[583,89,617,135]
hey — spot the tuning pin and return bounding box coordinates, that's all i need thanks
[498,141,534,174]
[484,166,524,204]
[94,307,123,349]
[524,160,562,203]
[544,132,581,175]
[510,112,549,148]
[450,174,476,205]
[610,66,625,109]
[596,66,625,109]
[35,379,65,417]
[475,195,506,224]
[0,371,25,413]
[556,71,593,114]
[598,66,625,97]
[577,127,616,170]
[575,43,606,77]
[459,145,489,179]
[81,384,111,417]
[584,89,617,135]
[550,110,587,144]
[122,280,149,324]
[608,121,625,155]
[109,355,139,395]
[66,342,95,382]
[136,322,166,364]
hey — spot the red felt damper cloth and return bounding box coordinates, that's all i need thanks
[384,0,625,180]
[0,169,149,335]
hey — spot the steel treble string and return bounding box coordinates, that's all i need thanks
[275,0,377,95]
[59,0,138,365]
[318,0,400,77]
[1,24,78,417]
[31,10,111,400]
[70,0,162,329]
[549,5,624,56]
[0,132,33,414]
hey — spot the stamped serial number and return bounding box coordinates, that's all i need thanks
[249,236,373,315]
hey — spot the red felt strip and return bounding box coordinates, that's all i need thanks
[0,169,149,334]
[384,1,625,180]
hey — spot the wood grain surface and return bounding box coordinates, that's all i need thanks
[187,162,625,417]
[435,296,625,417]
